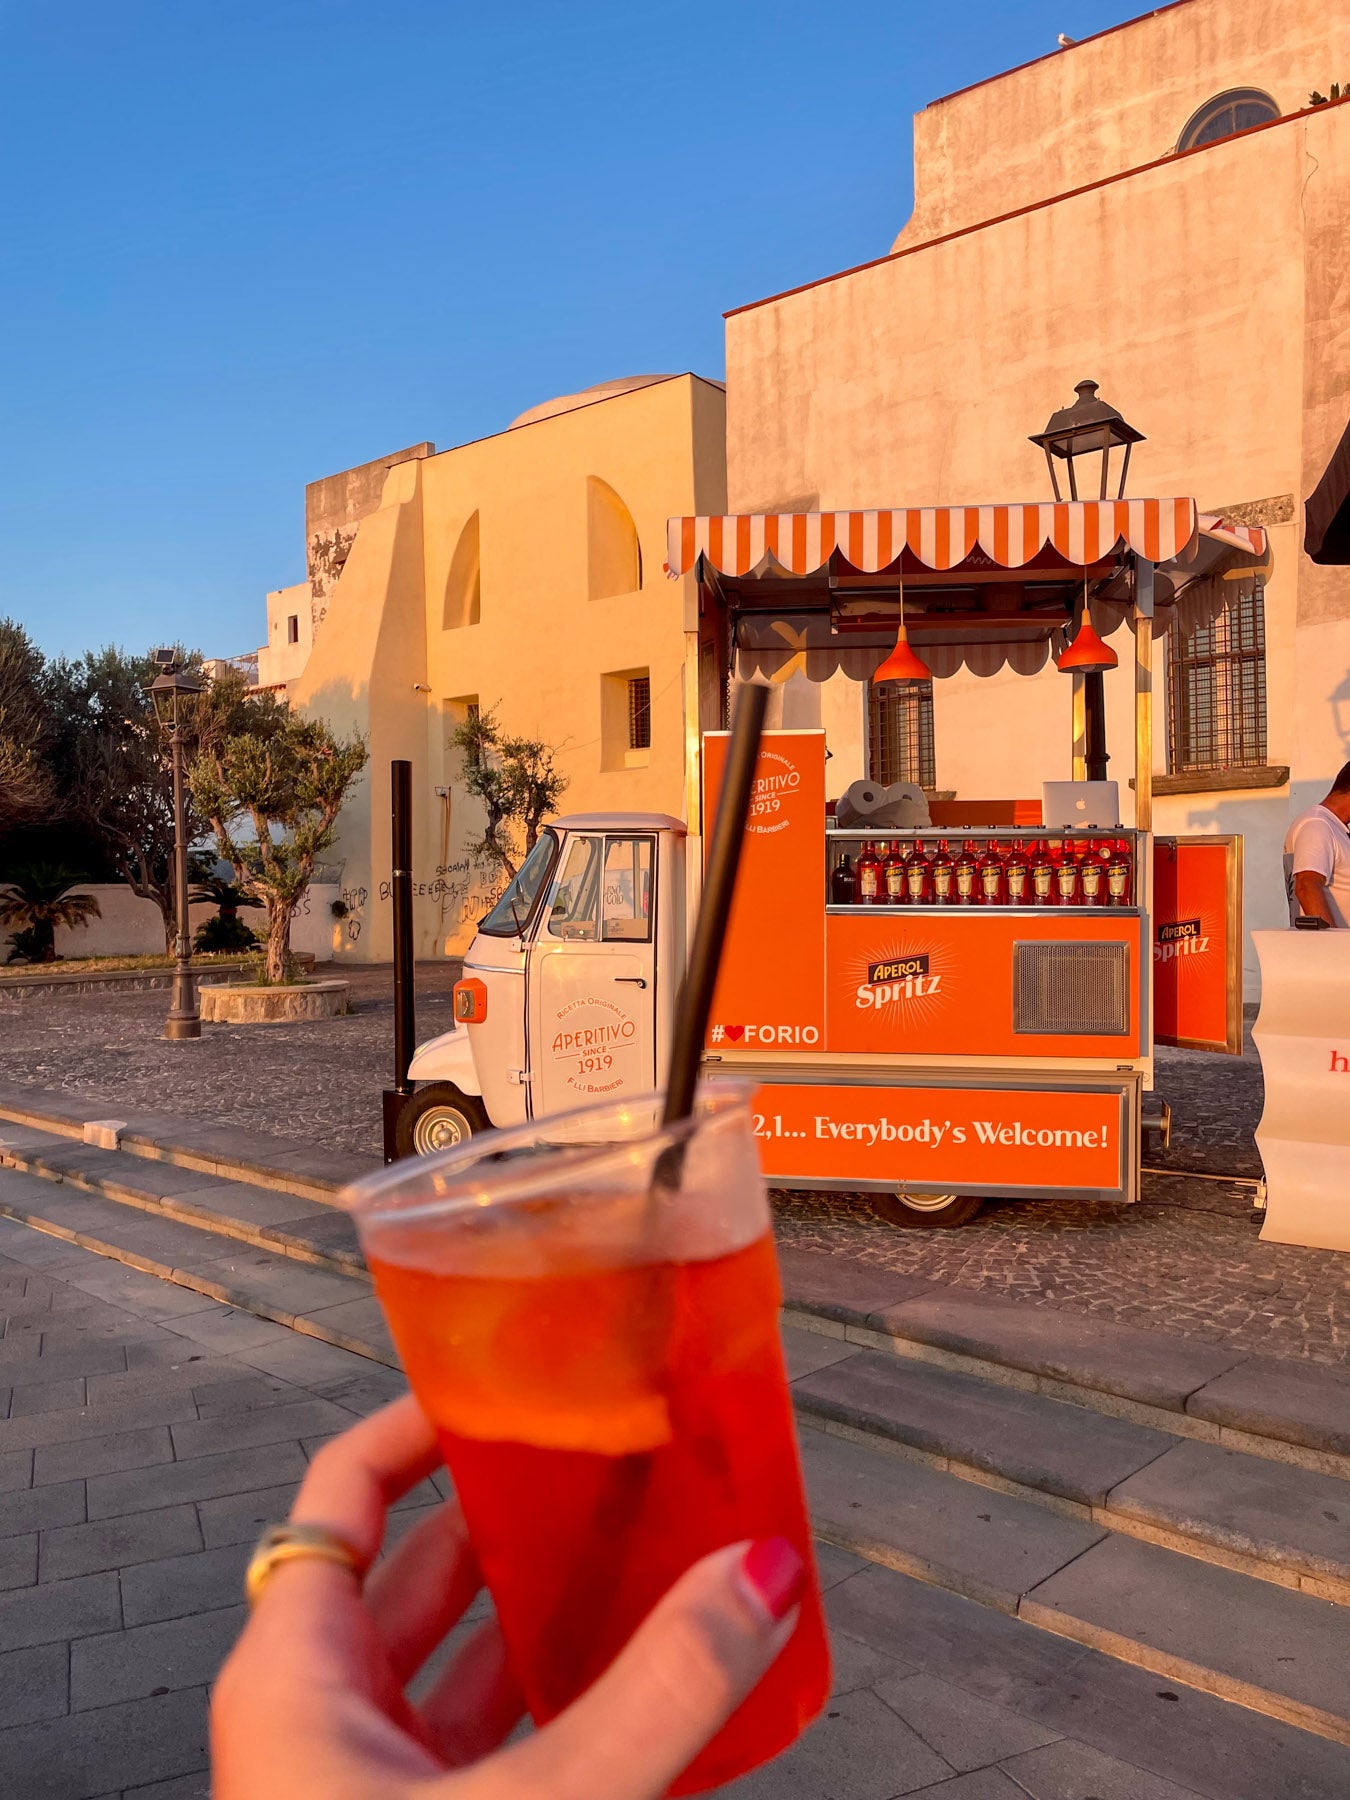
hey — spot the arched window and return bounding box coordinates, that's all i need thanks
[1178,89,1279,152]
[586,478,642,601]
[443,512,481,630]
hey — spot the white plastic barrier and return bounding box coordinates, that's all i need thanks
[1253,929,1350,1251]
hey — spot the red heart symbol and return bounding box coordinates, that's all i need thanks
[723,1024,745,1042]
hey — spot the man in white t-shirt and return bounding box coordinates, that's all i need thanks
[1284,762,1350,927]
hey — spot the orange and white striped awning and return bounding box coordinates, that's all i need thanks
[665,499,1265,579]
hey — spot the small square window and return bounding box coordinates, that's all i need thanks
[286,614,299,645]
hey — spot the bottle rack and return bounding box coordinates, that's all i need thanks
[826,828,1138,913]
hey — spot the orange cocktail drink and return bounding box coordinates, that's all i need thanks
[347,1091,828,1794]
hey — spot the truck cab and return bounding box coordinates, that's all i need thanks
[396,814,686,1156]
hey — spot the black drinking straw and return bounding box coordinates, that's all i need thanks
[660,682,770,1153]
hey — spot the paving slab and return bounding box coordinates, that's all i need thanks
[0,1639,69,1730]
[120,1542,253,1626]
[904,1773,1027,1798]
[720,1685,953,1798]
[1000,1736,1208,1799]
[88,1441,308,1519]
[783,1324,861,1382]
[34,1425,175,1487]
[71,1605,245,1710]
[0,1388,198,1455]
[800,1426,1105,1612]
[299,1294,395,1360]
[1107,1438,1350,1588]
[154,1307,294,1353]
[8,1373,87,1416]
[0,1685,210,1800]
[1023,1532,1350,1739]
[0,1533,37,1590]
[169,1395,356,1461]
[776,1244,936,1326]
[187,1245,372,1317]
[0,1446,32,1492]
[40,1504,202,1582]
[875,1290,1246,1412]
[0,1479,86,1536]
[197,1480,303,1548]
[0,1568,121,1648]
[235,1332,382,1385]
[796,1351,1176,1507]
[827,1564,1350,1800]
[1187,1354,1350,1459]
[188,1372,303,1416]
[874,1670,1062,1772]
[126,1774,211,1800]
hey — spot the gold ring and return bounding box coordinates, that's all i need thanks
[245,1523,368,1608]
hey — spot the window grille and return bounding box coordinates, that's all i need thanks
[868,682,935,788]
[627,675,651,751]
[1168,580,1268,773]
[1178,89,1279,152]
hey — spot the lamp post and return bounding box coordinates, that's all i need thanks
[149,653,204,1042]
[1029,379,1145,502]
[1033,384,1144,784]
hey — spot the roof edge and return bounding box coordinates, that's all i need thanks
[725,92,1350,322]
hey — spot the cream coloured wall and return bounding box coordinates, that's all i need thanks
[727,62,1350,999]
[257,582,313,688]
[288,375,726,961]
[896,0,1349,247]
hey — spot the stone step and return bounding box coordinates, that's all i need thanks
[0,1080,379,1203]
[802,1424,1350,1749]
[0,1165,395,1366]
[776,1244,1350,1484]
[0,1123,365,1277]
[787,1332,1350,1603]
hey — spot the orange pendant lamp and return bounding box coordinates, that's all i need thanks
[872,596,931,685]
[1056,614,1118,674]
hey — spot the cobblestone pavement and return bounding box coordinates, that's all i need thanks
[0,1218,1331,1800]
[6,973,1349,1369]
[0,964,462,1160]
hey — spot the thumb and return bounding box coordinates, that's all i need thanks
[483,1538,806,1800]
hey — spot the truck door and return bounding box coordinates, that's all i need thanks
[1152,835,1244,1054]
[528,832,657,1117]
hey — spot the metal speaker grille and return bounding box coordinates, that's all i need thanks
[1014,942,1130,1035]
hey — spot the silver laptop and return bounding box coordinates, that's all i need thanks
[1042,781,1121,829]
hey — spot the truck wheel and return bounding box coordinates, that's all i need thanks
[871,1190,984,1229]
[396,1084,488,1158]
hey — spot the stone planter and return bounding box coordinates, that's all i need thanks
[200,979,350,1024]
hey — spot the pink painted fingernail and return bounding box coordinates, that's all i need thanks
[739,1537,806,1623]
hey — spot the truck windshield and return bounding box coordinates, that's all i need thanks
[478,831,559,937]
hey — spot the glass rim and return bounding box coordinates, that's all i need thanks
[341,1083,752,1231]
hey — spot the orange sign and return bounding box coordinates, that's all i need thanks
[825,911,1141,1059]
[1153,837,1242,1054]
[702,730,826,1049]
[748,1081,1125,1191]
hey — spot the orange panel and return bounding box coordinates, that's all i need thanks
[825,911,1140,1059]
[749,1081,1124,1190]
[1153,838,1241,1053]
[927,801,1043,828]
[702,731,826,1050]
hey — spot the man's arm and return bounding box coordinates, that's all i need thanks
[1294,869,1337,925]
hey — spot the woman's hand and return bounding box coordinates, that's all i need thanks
[211,1394,803,1799]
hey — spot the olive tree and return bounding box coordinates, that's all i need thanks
[450,705,568,879]
[189,680,367,983]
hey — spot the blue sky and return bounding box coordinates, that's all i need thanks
[1,0,1141,662]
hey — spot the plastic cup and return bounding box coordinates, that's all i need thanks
[343,1087,829,1794]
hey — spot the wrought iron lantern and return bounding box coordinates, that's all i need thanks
[1029,380,1145,502]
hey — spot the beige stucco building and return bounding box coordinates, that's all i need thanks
[723,0,1350,994]
[270,376,725,959]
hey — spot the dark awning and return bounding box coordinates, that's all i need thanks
[1307,417,1350,565]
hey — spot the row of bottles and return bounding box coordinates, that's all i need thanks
[830,837,1134,908]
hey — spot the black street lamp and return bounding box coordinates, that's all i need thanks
[149,652,204,1042]
[1029,379,1145,502]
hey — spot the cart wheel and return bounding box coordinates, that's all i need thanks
[396,1084,489,1158]
[870,1190,984,1229]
